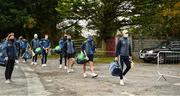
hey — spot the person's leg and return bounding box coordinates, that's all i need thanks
[63,55,67,69]
[22,49,26,62]
[122,56,131,76]
[5,60,11,80]
[88,54,98,77]
[119,56,125,85]
[67,54,70,72]
[9,60,15,80]
[34,54,38,62]
[58,54,63,68]
[83,63,87,77]
[120,56,124,72]
[64,55,67,67]
[41,50,45,64]
[89,61,94,73]
[59,54,63,65]
[18,49,21,58]
[45,53,48,64]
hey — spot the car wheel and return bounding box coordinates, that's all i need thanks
[159,55,165,64]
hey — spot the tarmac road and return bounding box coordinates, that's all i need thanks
[0,59,180,96]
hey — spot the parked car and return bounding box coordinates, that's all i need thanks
[139,40,180,63]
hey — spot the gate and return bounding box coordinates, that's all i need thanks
[157,51,180,80]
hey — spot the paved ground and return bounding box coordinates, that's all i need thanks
[0,59,180,96]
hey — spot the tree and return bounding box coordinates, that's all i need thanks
[56,0,134,41]
[131,0,180,38]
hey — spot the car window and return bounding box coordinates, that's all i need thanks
[159,41,169,48]
[171,41,180,48]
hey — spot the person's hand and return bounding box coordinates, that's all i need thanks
[4,57,8,61]
[115,57,118,61]
[15,60,19,64]
[129,56,132,61]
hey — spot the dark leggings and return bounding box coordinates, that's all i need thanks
[22,49,27,61]
[32,49,38,62]
[119,56,131,79]
[41,50,48,64]
[59,54,67,66]
[5,59,15,80]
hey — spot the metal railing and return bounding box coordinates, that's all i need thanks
[157,51,180,81]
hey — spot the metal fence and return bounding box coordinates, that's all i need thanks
[157,51,180,81]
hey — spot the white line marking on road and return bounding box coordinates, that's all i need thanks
[121,91,135,96]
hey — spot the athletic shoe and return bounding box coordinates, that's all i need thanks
[5,80,11,84]
[59,65,62,69]
[70,69,74,72]
[34,62,37,65]
[120,79,124,86]
[91,73,98,78]
[67,69,71,73]
[64,66,67,70]
[42,64,47,67]
[23,60,26,63]
[83,73,87,78]
[31,62,34,65]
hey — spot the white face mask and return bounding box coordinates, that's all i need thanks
[123,34,128,38]
[45,36,48,39]
[34,36,38,39]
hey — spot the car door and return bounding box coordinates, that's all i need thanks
[169,41,180,60]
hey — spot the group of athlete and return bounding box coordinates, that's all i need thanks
[3,30,131,86]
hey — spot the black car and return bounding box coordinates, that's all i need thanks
[139,40,180,63]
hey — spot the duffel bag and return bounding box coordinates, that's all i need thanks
[76,51,89,64]
[109,61,122,76]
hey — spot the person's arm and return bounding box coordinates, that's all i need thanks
[116,40,121,57]
[47,40,51,48]
[13,43,18,59]
[73,41,76,54]
[81,42,86,54]
[30,39,33,48]
[4,41,8,59]
[39,40,43,48]
[129,44,132,57]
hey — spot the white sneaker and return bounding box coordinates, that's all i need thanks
[5,80,11,84]
[31,62,34,65]
[120,80,125,86]
[42,64,47,67]
[59,65,62,69]
[70,69,74,72]
[23,60,26,63]
[34,62,37,65]
[91,73,98,78]
[83,73,87,78]
[67,69,71,73]
[64,66,67,70]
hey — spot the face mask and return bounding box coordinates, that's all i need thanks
[123,34,128,38]
[9,39,14,42]
[45,36,48,39]
[64,37,67,41]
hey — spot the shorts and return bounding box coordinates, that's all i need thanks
[87,54,94,62]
